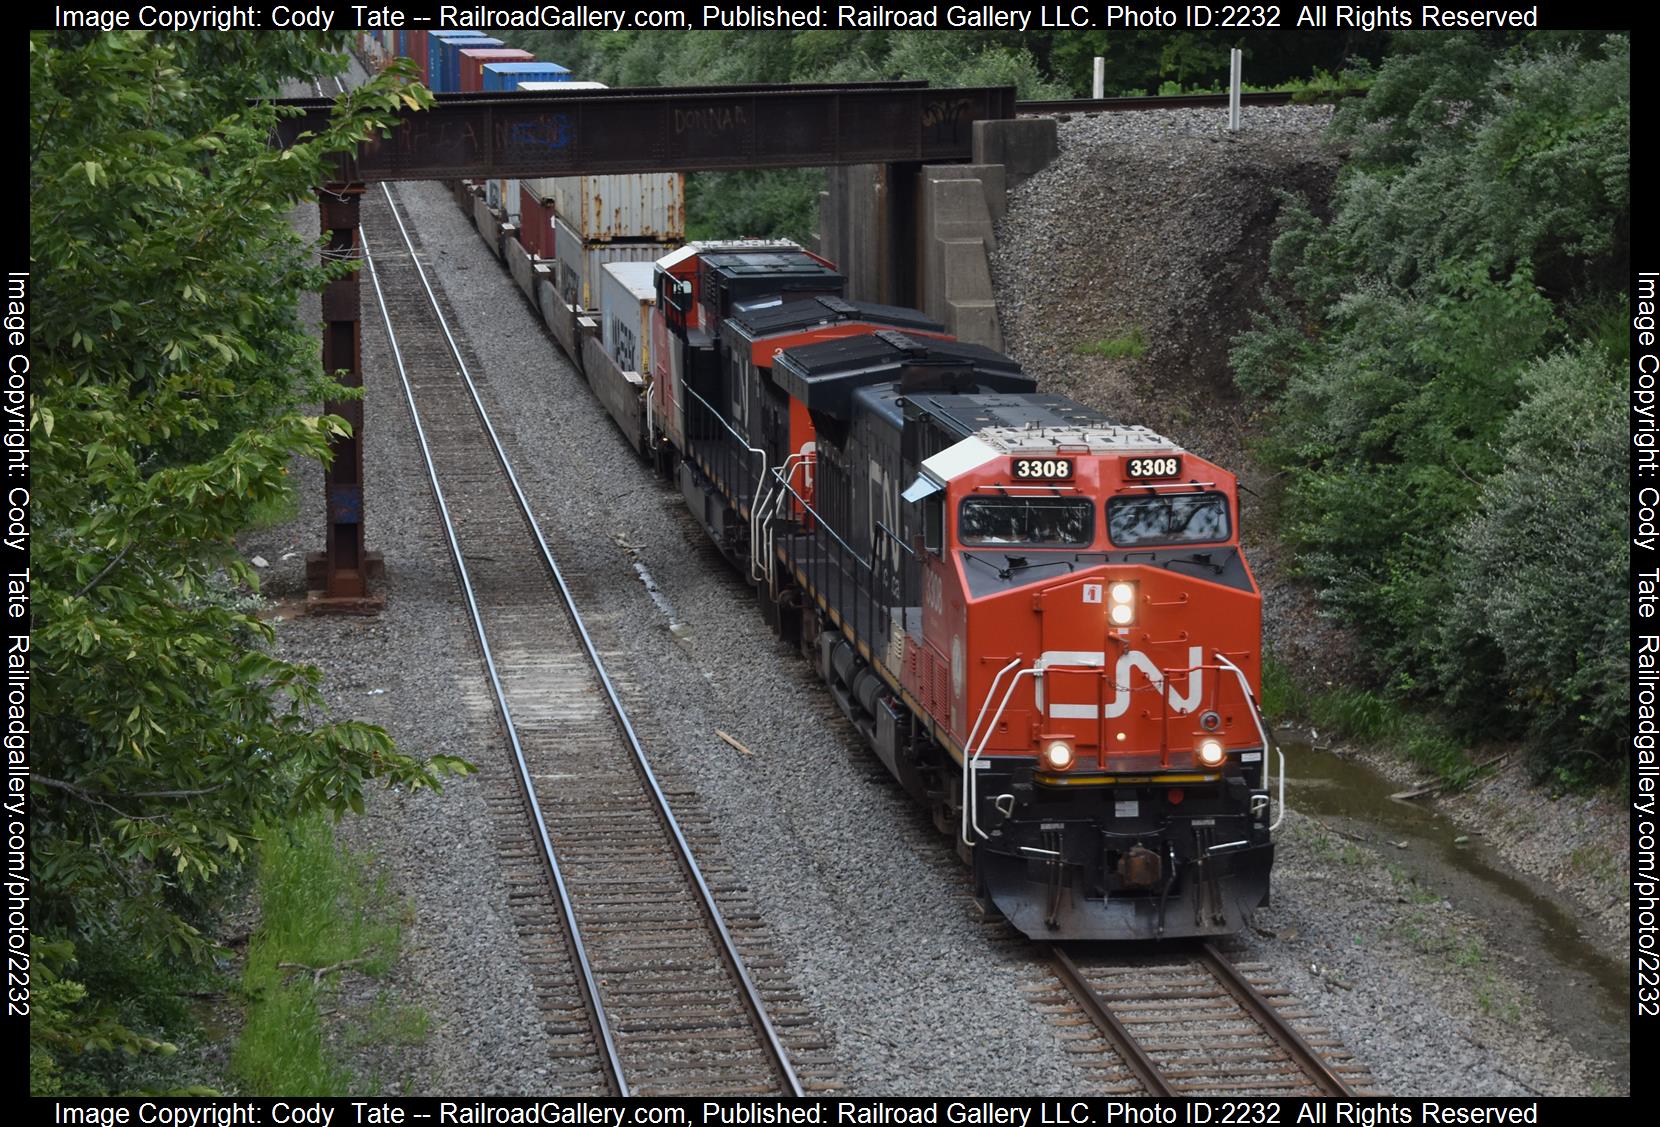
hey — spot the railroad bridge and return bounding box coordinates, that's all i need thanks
[274,81,1058,610]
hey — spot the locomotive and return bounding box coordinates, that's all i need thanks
[386,32,1282,939]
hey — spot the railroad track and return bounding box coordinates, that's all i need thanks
[1039,943,1372,1096]
[358,152,811,1096]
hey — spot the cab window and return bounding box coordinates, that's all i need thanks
[958,497,1093,548]
[1106,492,1230,546]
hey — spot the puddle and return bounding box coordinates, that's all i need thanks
[1282,735,1629,1086]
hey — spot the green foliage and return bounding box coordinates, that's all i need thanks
[1075,329,1146,359]
[30,32,466,1091]
[1447,346,1627,778]
[686,169,824,244]
[233,818,407,1095]
[29,939,181,1096]
[1231,33,1629,775]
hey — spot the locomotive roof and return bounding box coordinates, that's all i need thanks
[907,392,1178,452]
[772,332,1032,422]
[699,249,839,279]
[654,239,804,271]
[725,295,943,340]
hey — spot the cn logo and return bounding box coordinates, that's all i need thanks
[1082,583,1103,604]
[1040,646,1205,719]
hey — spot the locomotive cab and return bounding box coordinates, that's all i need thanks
[899,395,1277,939]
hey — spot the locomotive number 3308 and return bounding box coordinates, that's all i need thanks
[1012,458,1073,480]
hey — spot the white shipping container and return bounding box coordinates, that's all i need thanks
[554,216,672,311]
[549,172,686,242]
[599,262,655,375]
[504,178,520,223]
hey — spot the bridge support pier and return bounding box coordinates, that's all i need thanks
[818,117,1057,352]
[307,182,385,616]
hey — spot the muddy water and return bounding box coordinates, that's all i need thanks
[1282,735,1629,1085]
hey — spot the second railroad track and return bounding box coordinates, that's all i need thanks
[360,175,815,1097]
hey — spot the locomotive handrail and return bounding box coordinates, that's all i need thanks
[682,383,769,558]
[768,467,873,571]
[754,452,811,590]
[1214,653,1284,831]
[963,660,1033,845]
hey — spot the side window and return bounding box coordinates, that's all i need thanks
[924,495,944,556]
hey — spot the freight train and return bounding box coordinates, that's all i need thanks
[358,32,1283,940]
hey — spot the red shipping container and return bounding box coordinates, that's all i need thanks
[459,49,534,93]
[519,184,556,259]
[412,32,429,86]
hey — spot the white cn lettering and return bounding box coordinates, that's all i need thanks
[1039,646,1205,719]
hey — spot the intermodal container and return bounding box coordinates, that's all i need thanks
[410,31,429,85]
[428,32,492,93]
[547,173,686,242]
[459,48,534,94]
[600,262,656,375]
[481,62,571,91]
[554,217,674,311]
[519,183,556,259]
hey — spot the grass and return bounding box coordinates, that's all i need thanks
[231,816,414,1095]
[1075,328,1146,359]
[1259,654,1479,787]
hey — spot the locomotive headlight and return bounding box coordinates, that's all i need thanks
[1108,581,1137,626]
[1041,739,1076,772]
[1198,738,1226,767]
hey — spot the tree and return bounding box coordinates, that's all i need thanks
[29,32,462,1090]
[1230,32,1630,774]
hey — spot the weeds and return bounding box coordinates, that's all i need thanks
[231,817,411,1095]
[1075,329,1146,359]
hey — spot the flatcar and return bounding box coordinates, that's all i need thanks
[393,35,1281,939]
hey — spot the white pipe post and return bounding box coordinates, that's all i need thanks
[1228,48,1242,132]
[1093,56,1105,100]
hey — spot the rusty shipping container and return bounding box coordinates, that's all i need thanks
[599,261,655,376]
[531,173,686,243]
[554,216,673,311]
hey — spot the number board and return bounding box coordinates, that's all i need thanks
[1128,454,1181,481]
[1011,458,1073,481]
[1125,455,1182,480]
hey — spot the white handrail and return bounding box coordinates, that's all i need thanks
[962,662,1036,845]
[756,451,806,587]
[1214,653,1284,831]
[751,454,802,585]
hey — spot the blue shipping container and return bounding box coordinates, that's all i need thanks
[441,35,502,93]
[482,62,572,92]
[427,31,490,93]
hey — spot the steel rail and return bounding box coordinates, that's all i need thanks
[1199,943,1359,1097]
[372,176,805,1097]
[360,220,630,1098]
[1049,946,1176,1097]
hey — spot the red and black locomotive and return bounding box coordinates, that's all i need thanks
[642,242,1278,940]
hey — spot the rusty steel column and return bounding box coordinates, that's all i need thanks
[307,183,385,615]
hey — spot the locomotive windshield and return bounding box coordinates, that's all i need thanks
[1106,492,1231,546]
[959,496,1093,548]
